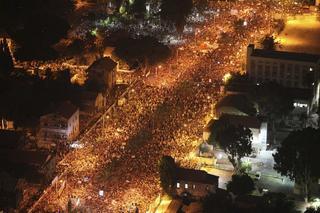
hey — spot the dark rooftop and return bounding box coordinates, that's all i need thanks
[87,57,117,73]
[216,94,256,116]
[55,101,78,119]
[221,114,262,129]
[251,48,320,63]
[176,168,218,185]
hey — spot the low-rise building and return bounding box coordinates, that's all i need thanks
[86,57,117,93]
[37,101,79,149]
[215,94,257,117]
[79,91,106,113]
[246,44,320,89]
[175,168,219,199]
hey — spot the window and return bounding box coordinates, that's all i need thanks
[185,184,188,189]
[193,185,196,189]
[177,183,180,188]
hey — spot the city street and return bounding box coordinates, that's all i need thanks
[29,1,302,212]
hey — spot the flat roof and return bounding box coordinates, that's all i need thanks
[251,49,320,63]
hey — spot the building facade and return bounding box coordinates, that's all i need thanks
[86,57,117,92]
[37,102,79,149]
[246,44,320,89]
[175,168,219,199]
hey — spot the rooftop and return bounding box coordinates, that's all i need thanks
[221,114,262,129]
[249,45,320,63]
[55,101,78,119]
[87,57,117,73]
[216,94,256,116]
[176,168,218,185]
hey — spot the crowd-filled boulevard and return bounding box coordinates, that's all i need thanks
[30,1,301,212]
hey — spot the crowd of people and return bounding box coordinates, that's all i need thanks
[30,0,304,212]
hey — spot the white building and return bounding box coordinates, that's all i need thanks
[246,44,320,89]
[37,102,79,149]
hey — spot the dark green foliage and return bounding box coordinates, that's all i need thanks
[260,35,280,51]
[160,0,193,32]
[114,36,171,67]
[0,0,73,61]
[0,70,81,127]
[159,156,177,195]
[227,174,255,196]
[203,191,233,213]
[259,193,296,213]
[129,0,147,18]
[273,128,320,201]
[208,116,253,171]
[250,81,293,118]
[305,207,320,213]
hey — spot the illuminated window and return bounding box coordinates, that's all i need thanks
[193,185,196,189]
[185,184,188,189]
[177,183,180,188]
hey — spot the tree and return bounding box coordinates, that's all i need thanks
[129,0,147,18]
[203,191,234,213]
[194,0,209,11]
[260,35,280,51]
[0,39,14,77]
[159,156,177,195]
[305,207,320,213]
[250,82,293,118]
[208,116,253,172]
[227,174,255,196]
[0,0,73,60]
[114,36,171,67]
[160,0,193,33]
[273,128,320,201]
[259,192,296,213]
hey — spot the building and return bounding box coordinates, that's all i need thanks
[175,168,219,199]
[86,57,117,92]
[204,115,267,155]
[246,44,320,89]
[215,94,257,117]
[0,118,14,130]
[37,101,79,149]
[79,91,106,113]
